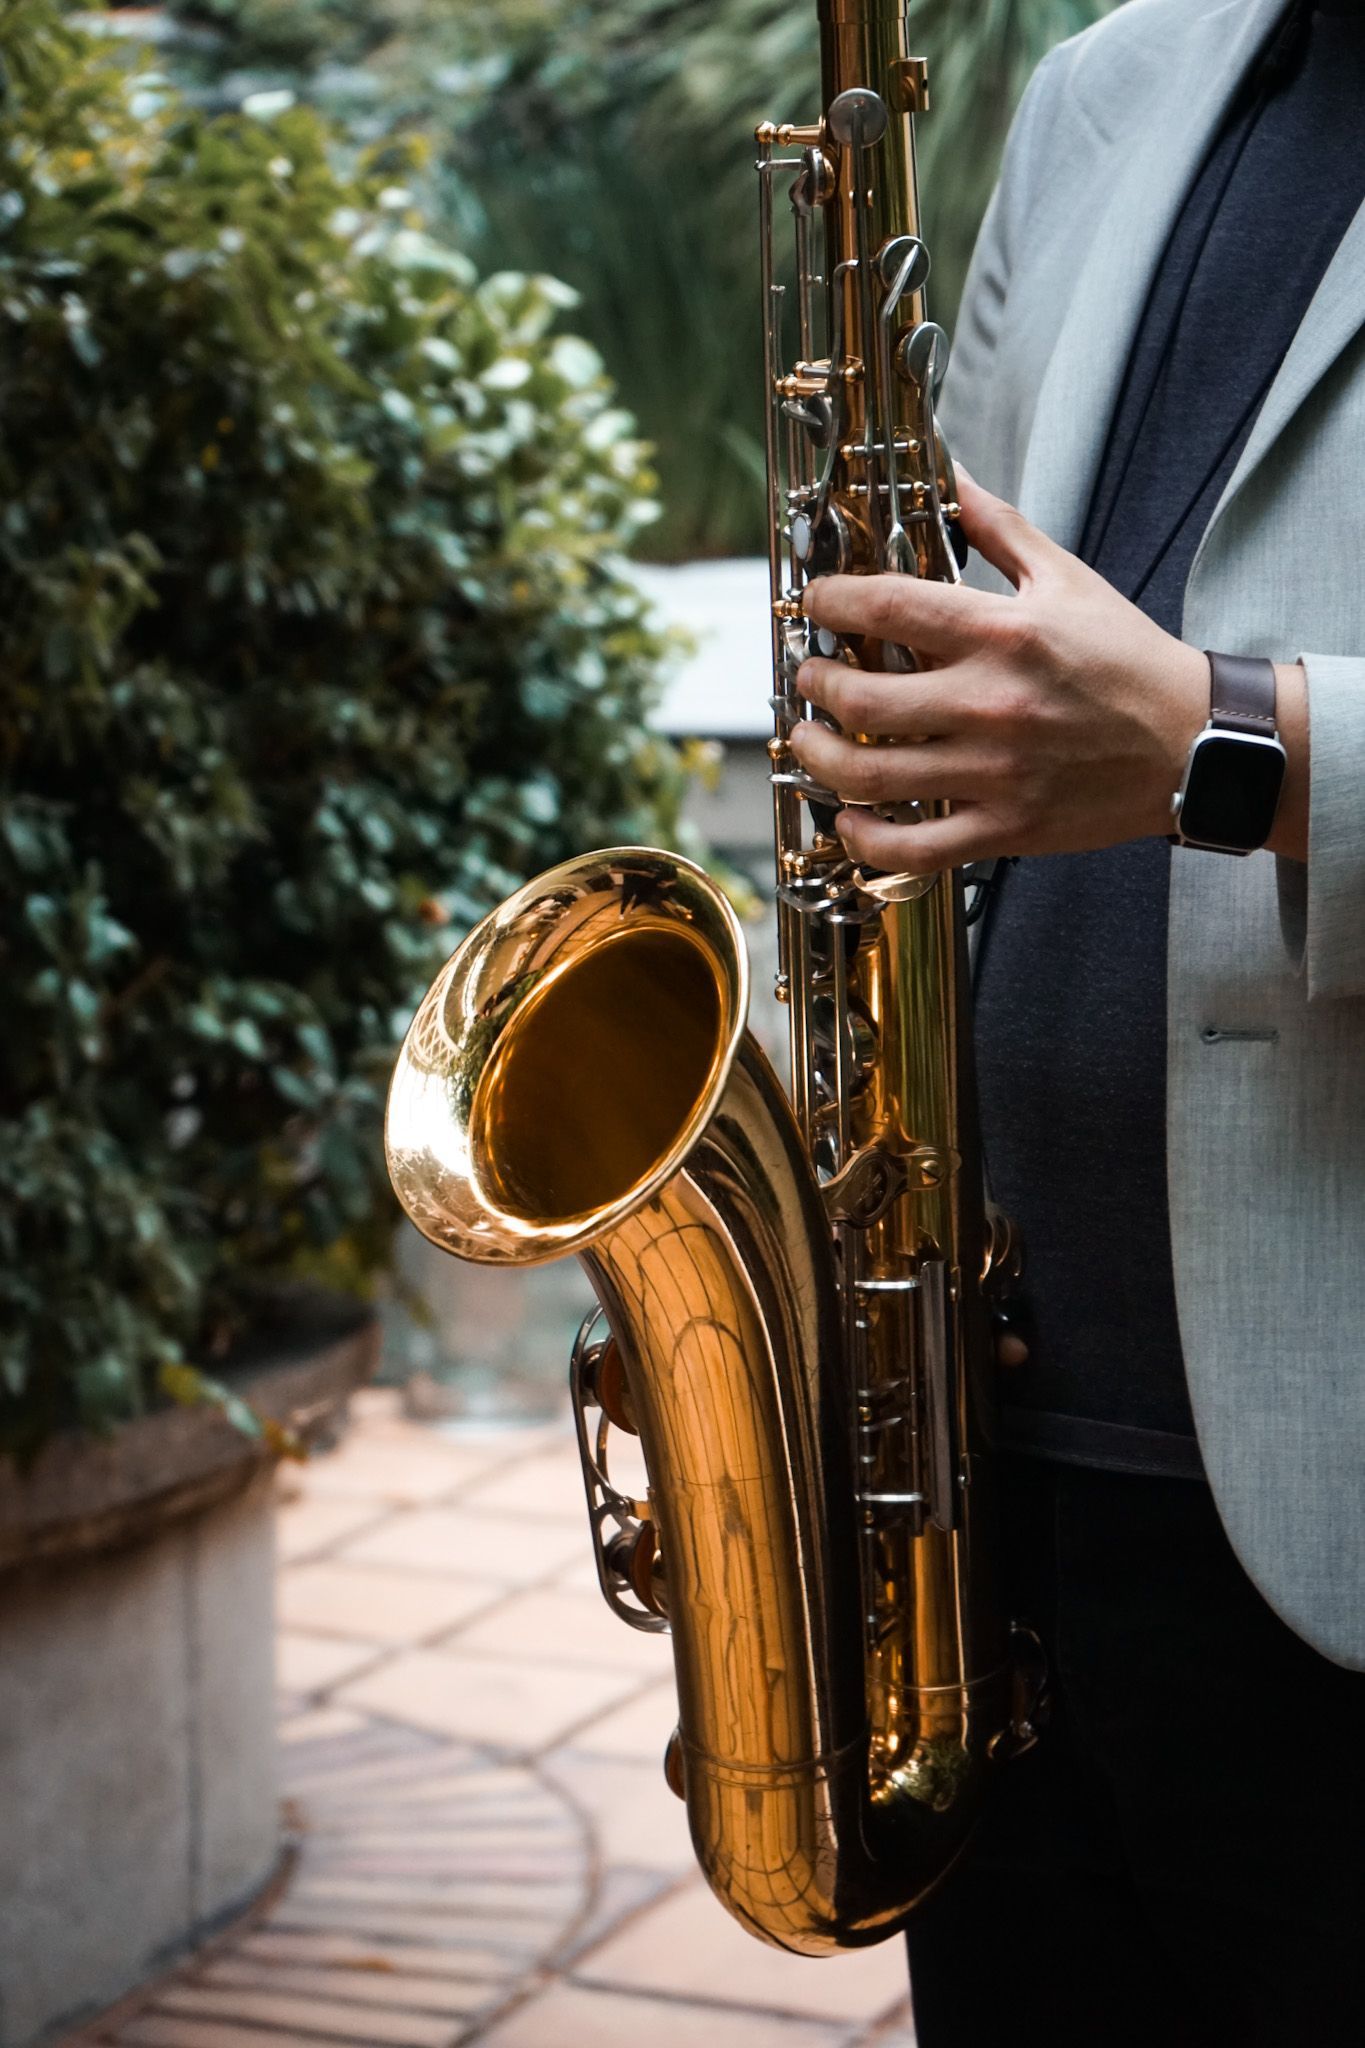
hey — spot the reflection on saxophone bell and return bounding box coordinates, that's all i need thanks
[385,0,1044,1957]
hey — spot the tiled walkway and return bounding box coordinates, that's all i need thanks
[89,1390,916,2048]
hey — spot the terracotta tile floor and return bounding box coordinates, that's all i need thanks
[88,1391,917,2048]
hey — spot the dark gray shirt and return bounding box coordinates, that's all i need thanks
[974,1,1365,1478]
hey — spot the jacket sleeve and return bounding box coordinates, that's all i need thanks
[1277,653,1365,1001]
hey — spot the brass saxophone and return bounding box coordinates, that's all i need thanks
[385,0,1041,1955]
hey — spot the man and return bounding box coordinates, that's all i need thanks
[789,0,1365,2040]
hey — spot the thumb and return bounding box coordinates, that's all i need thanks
[954,466,1057,590]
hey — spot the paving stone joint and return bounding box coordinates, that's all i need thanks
[75,1390,916,2048]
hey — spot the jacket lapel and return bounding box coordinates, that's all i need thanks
[1018,0,1283,550]
[1191,198,1365,580]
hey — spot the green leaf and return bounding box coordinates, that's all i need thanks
[227,1017,268,1060]
[296,1023,335,1071]
[2,810,55,875]
[186,1005,226,1042]
[272,1066,321,1108]
[24,895,62,954]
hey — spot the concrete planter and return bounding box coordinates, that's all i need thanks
[0,1293,379,2048]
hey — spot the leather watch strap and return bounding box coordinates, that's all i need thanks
[1205,650,1278,735]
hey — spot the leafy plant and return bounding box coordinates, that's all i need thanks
[158,0,1120,559]
[0,0,688,1453]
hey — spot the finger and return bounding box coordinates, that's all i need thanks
[954,471,1061,591]
[803,571,1010,654]
[835,802,1014,873]
[790,723,992,805]
[795,656,980,738]
[997,1333,1030,1369]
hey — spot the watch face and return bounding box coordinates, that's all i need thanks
[1180,731,1287,851]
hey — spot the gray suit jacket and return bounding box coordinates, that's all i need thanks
[942,0,1365,1668]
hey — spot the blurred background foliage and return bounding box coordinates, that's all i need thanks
[1,0,689,1450]
[156,0,1118,559]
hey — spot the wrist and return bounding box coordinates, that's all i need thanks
[1155,641,1211,832]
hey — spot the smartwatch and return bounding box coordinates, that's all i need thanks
[1169,652,1287,855]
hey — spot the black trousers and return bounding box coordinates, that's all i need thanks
[905,1458,1365,2047]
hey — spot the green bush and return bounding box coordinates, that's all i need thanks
[159,0,1120,560]
[0,0,688,1454]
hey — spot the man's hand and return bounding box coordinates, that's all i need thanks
[789,472,1308,870]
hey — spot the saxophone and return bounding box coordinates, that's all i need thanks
[385,0,1041,1955]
